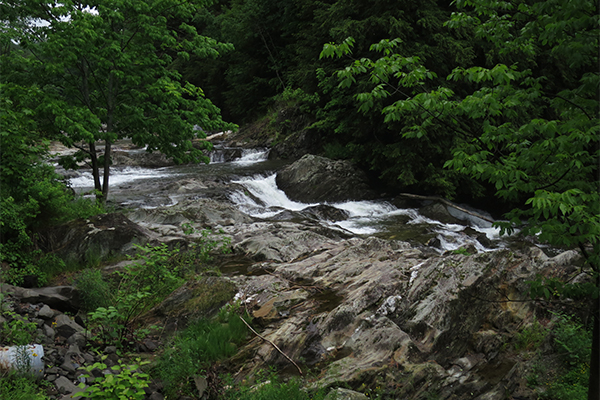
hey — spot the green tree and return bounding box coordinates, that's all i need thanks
[321,0,599,397]
[3,0,235,205]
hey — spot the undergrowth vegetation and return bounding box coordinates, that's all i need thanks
[154,304,250,398]
[518,313,592,400]
[78,231,231,349]
[222,369,330,400]
[541,313,592,400]
[0,373,49,400]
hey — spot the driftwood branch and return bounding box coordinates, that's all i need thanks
[239,316,303,375]
[397,193,495,224]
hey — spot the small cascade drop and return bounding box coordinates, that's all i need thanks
[229,173,507,250]
[234,148,270,164]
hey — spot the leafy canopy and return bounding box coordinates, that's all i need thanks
[320,0,599,275]
[2,0,236,202]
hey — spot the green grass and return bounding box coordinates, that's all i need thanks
[222,370,329,400]
[153,312,249,397]
[0,373,50,400]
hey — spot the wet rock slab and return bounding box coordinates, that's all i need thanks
[276,154,377,203]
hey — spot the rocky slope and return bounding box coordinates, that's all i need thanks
[1,154,589,399]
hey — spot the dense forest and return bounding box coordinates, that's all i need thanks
[0,0,598,399]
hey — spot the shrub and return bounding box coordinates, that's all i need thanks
[538,313,592,400]
[0,309,37,346]
[515,318,546,352]
[76,269,112,312]
[78,358,150,400]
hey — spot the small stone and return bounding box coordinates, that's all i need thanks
[43,324,56,341]
[54,376,82,395]
[142,339,159,352]
[60,360,78,373]
[82,352,95,364]
[38,304,55,319]
[148,392,165,400]
[67,332,87,348]
[325,388,368,400]
[104,345,117,354]
[46,366,61,374]
[91,368,104,378]
[45,374,58,382]
[54,314,84,339]
[105,353,119,367]
[75,315,86,328]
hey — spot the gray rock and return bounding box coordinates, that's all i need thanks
[148,392,165,400]
[128,198,253,231]
[60,344,85,373]
[325,388,368,400]
[111,150,173,168]
[301,205,350,222]
[38,304,55,319]
[0,285,81,313]
[54,376,83,395]
[82,352,96,364]
[419,201,464,225]
[39,213,153,267]
[231,222,339,262]
[54,314,84,339]
[226,231,580,400]
[67,332,88,348]
[275,154,377,203]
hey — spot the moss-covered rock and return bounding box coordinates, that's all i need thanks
[140,276,237,332]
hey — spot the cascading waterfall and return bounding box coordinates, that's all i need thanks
[228,173,502,250]
[234,148,270,164]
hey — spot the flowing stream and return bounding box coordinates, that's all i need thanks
[66,144,507,252]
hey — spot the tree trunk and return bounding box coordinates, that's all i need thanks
[100,71,116,206]
[101,140,111,205]
[89,141,102,200]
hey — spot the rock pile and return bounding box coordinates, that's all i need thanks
[0,284,163,400]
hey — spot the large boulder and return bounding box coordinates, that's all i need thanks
[275,154,377,203]
[0,285,81,313]
[140,276,237,332]
[40,213,154,265]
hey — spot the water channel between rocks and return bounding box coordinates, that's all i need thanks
[64,144,509,253]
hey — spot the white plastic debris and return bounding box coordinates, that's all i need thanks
[0,344,45,379]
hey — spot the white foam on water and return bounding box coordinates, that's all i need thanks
[331,200,396,218]
[68,166,176,188]
[231,174,316,212]
[233,148,270,165]
[327,200,402,234]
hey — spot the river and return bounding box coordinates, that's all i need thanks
[65,144,506,253]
